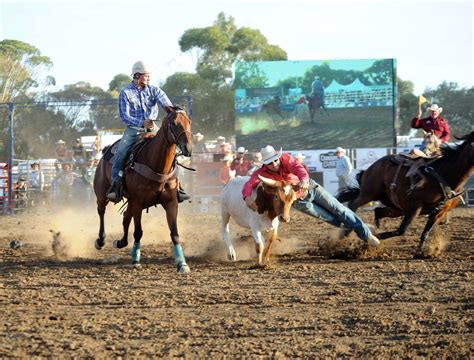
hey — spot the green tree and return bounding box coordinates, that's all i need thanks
[0,40,54,160]
[173,12,287,138]
[108,74,131,96]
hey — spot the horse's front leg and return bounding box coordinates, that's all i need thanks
[416,208,448,256]
[95,202,107,250]
[377,207,421,240]
[129,203,144,267]
[164,202,190,274]
[113,205,133,249]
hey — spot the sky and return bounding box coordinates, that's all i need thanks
[1,0,473,95]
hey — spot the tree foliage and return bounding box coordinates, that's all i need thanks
[173,12,287,138]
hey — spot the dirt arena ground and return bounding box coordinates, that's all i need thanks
[1,203,473,358]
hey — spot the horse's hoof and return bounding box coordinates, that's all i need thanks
[113,240,127,249]
[177,263,191,274]
[227,251,237,262]
[95,239,104,250]
[132,262,142,269]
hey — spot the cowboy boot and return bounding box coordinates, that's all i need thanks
[177,182,190,203]
[106,176,123,203]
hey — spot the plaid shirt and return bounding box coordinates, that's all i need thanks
[119,82,173,127]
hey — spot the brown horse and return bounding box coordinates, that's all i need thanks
[306,93,328,123]
[337,131,474,255]
[93,108,193,272]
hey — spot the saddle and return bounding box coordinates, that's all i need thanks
[103,134,177,193]
[389,153,459,201]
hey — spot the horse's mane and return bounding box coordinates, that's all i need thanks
[439,131,474,159]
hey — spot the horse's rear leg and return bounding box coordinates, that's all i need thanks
[374,206,403,228]
[377,207,421,240]
[164,202,190,274]
[95,200,107,250]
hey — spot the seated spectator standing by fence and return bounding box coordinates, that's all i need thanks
[72,138,86,168]
[219,155,235,185]
[193,132,207,153]
[13,175,28,210]
[82,159,96,201]
[247,152,262,176]
[231,147,251,177]
[28,162,45,206]
[55,162,75,201]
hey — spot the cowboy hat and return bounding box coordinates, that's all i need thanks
[427,104,443,113]
[335,147,345,153]
[194,132,204,139]
[237,146,248,154]
[30,162,40,168]
[261,145,282,165]
[57,140,65,144]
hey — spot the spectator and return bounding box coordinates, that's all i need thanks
[335,147,353,190]
[91,136,100,159]
[82,159,96,201]
[55,162,75,201]
[29,162,45,191]
[217,136,227,153]
[411,104,450,144]
[72,138,86,167]
[28,162,45,206]
[247,152,262,175]
[294,153,309,173]
[13,175,28,210]
[219,154,235,185]
[231,146,251,177]
[193,132,207,153]
[55,140,67,163]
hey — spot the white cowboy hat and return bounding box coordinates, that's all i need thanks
[295,153,305,160]
[194,132,204,139]
[217,136,226,142]
[260,145,282,165]
[427,104,443,113]
[237,146,247,154]
[335,147,345,153]
[57,140,65,144]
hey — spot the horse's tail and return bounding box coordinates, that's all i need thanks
[336,170,365,203]
[336,187,360,203]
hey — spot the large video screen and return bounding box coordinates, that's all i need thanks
[234,59,396,151]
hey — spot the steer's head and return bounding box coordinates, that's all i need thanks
[256,175,298,222]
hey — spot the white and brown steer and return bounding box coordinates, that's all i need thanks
[220,175,298,266]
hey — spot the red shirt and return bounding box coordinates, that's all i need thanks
[411,116,450,143]
[242,152,309,199]
[230,157,251,176]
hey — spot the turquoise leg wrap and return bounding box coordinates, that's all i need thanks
[131,243,141,264]
[173,244,186,266]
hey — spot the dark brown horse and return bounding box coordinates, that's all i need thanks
[337,131,474,255]
[93,108,193,272]
[306,93,328,122]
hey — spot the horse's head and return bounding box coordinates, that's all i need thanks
[164,107,193,157]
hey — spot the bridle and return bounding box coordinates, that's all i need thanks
[164,110,192,153]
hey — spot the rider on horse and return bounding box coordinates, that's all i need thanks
[311,75,325,102]
[106,61,189,203]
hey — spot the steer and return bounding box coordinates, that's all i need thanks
[220,175,298,266]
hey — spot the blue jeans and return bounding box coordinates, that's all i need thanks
[292,179,372,241]
[111,126,142,182]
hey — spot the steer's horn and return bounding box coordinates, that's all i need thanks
[258,175,278,187]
